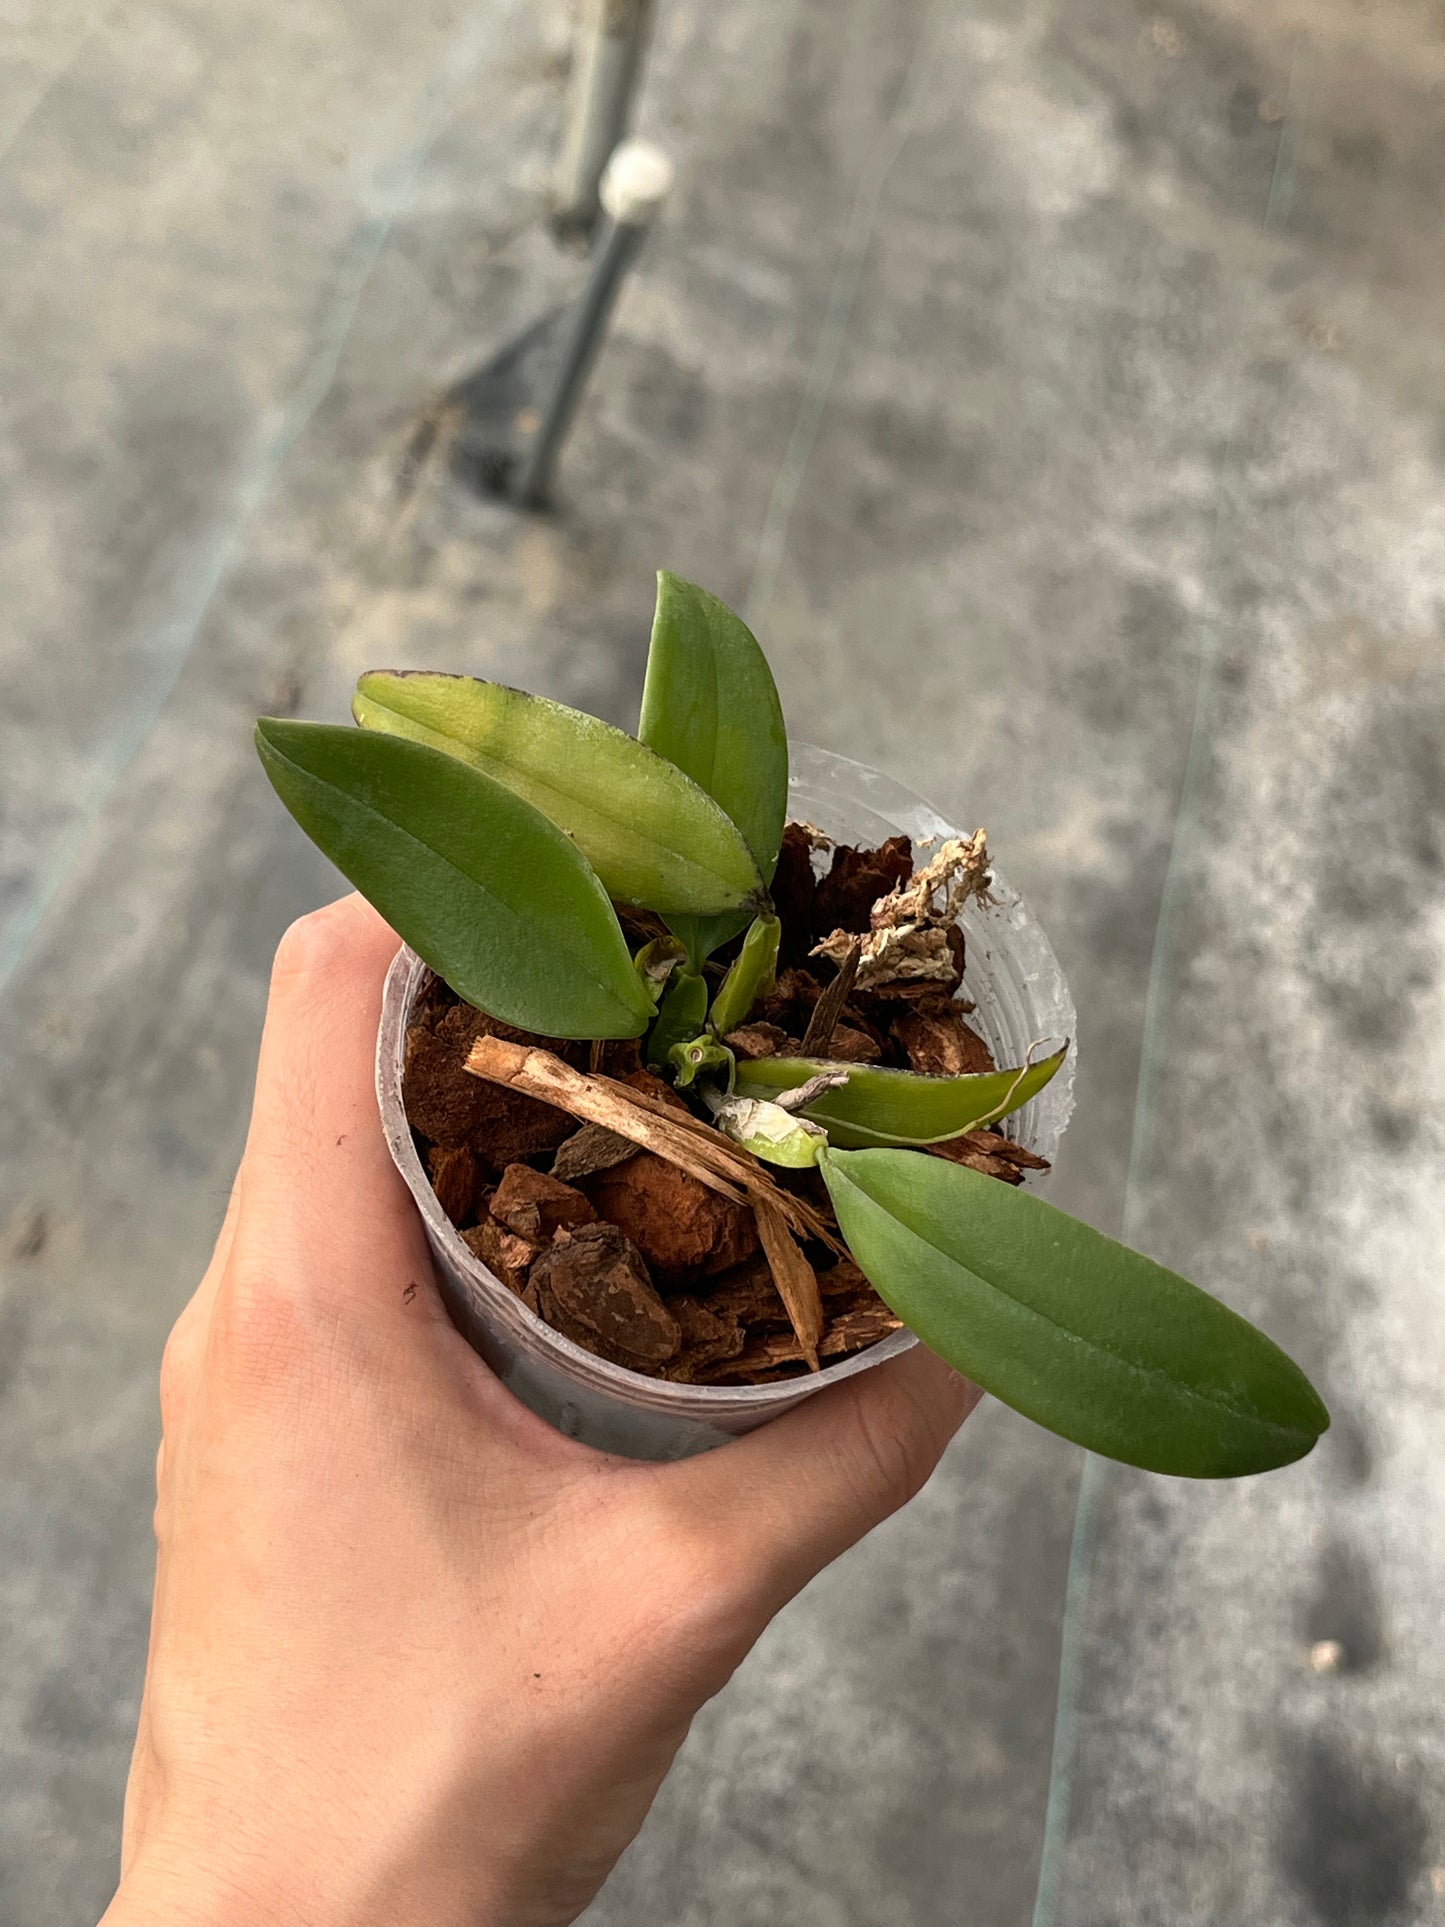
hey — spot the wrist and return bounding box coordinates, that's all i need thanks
[102,1861,317,1927]
[103,1847,510,1927]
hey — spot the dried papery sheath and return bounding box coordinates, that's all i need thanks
[704,1093,828,1169]
[813,831,993,990]
[771,1068,851,1113]
[634,934,689,1001]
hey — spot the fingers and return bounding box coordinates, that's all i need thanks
[229,894,429,1307]
[671,1346,980,1613]
[245,893,404,1194]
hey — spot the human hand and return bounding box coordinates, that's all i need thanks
[103,895,978,1927]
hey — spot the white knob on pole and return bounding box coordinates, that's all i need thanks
[599,140,674,227]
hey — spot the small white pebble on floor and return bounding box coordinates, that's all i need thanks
[1309,1639,1347,1675]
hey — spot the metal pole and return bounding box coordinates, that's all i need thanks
[552,0,656,235]
[514,141,674,508]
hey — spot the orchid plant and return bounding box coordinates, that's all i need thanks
[257,573,1328,1478]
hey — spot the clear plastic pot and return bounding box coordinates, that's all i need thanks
[375,742,1076,1460]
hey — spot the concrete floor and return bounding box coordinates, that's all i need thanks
[2,0,1443,1922]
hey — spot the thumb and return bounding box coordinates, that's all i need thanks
[668,1345,981,1614]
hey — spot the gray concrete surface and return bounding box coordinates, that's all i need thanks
[2,0,1442,1922]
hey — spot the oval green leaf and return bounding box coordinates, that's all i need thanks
[819,1147,1329,1477]
[354,673,762,917]
[639,573,788,964]
[256,720,654,1039]
[708,912,781,1037]
[638,572,788,884]
[735,1045,1068,1147]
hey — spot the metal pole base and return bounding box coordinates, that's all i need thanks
[441,308,575,502]
[438,142,674,510]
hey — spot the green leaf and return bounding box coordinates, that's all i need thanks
[639,573,788,964]
[639,572,788,884]
[354,673,762,917]
[735,1046,1068,1147]
[645,970,709,1067]
[708,913,781,1037]
[256,720,654,1040]
[819,1148,1329,1477]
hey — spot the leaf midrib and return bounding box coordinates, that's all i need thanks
[694,633,722,803]
[481,749,725,897]
[829,1162,1311,1447]
[284,750,636,1020]
[369,688,737,900]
